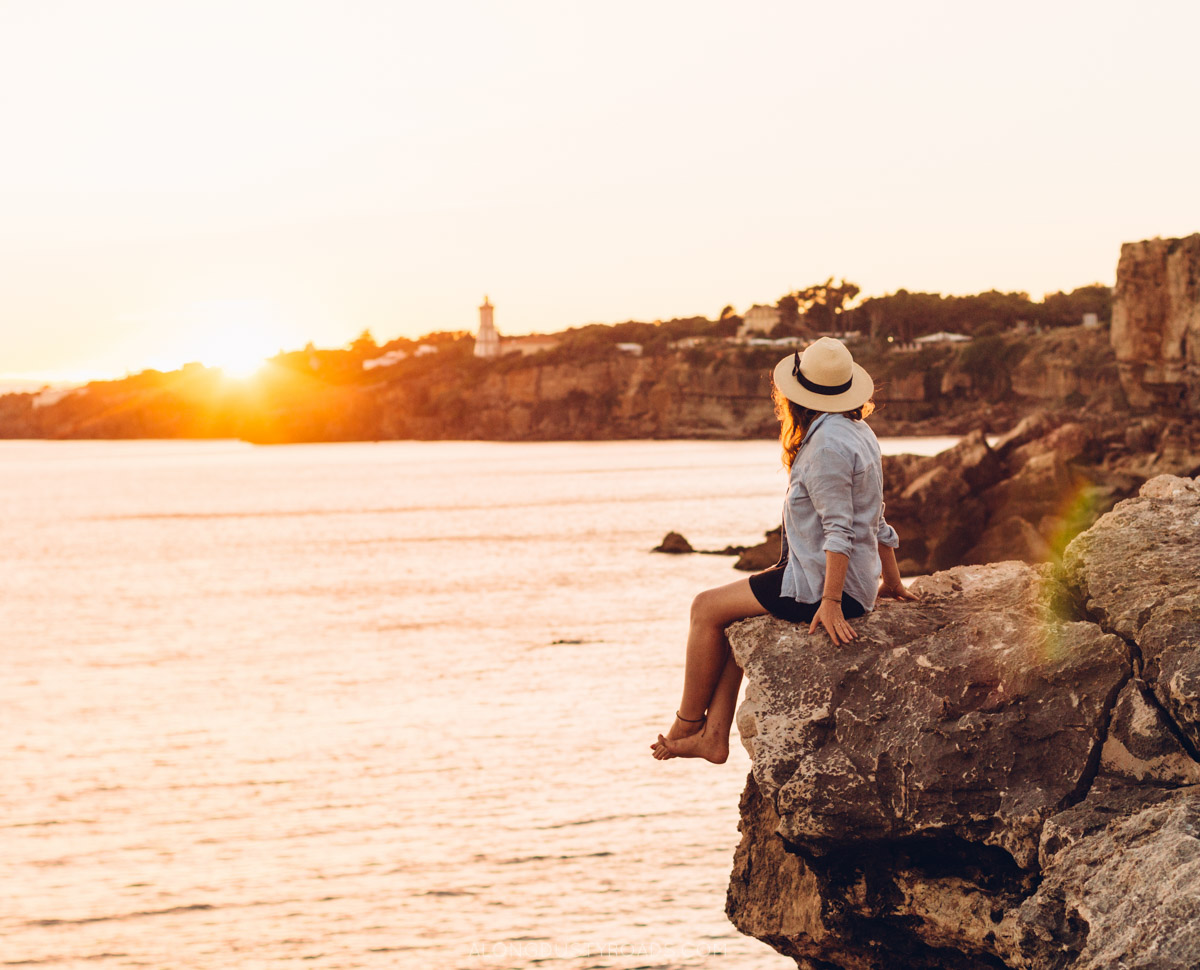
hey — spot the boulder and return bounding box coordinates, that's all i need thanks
[901,464,970,505]
[731,562,1129,871]
[1008,422,1101,471]
[943,428,1006,491]
[726,474,1200,969]
[652,531,693,554]
[734,527,782,572]
[1022,782,1200,970]
[992,410,1059,457]
[1061,474,1200,751]
[963,515,1051,565]
[881,451,938,496]
[982,451,1078,525]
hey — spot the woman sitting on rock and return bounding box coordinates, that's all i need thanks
[652,337,918,763]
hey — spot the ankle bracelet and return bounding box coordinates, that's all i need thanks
[676,710,706,723]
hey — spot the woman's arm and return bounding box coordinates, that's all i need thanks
[809,550,857,645]
[878,544,919,601]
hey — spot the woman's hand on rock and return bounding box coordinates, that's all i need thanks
[879,580,920,601]
[810,600,857,645]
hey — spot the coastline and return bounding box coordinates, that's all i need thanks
[0,325,1123,444]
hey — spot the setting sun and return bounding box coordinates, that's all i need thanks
[214,354,269,380]
[178,299,287,379]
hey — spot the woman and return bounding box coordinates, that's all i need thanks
[651,337,918,764]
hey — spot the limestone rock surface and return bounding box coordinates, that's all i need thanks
[873,407,1185,574]
[1111,233,1200,411]
[726,475,1200,970]
[1062,474,1200,751]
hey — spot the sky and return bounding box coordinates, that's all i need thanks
[2,0,1199,383]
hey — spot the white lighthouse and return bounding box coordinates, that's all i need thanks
[474,295,501,358]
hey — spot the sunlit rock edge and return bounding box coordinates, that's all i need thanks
[725,473,1200,970]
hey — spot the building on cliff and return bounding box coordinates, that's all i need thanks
[914,330,972,346]
[472,297,560,359]
[473,296,501,358]
[738,304,780,338]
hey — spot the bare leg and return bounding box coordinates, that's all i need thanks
[651,576,765,762]
[655,654,743,763]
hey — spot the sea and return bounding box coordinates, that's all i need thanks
[1,436,956,970]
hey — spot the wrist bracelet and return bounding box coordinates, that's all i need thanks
[821,595,839,603]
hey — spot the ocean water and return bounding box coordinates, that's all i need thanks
[1,437,954,970]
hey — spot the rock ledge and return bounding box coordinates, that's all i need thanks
[726,474,1200,970]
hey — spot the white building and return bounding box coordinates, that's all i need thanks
[474,295,501,358]
[362,348,409,370]
[738,304,780,338]
[913,331,973,345]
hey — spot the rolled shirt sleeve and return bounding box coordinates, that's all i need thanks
[877,503,900,548]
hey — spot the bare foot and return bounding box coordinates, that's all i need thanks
[665,713,705,742]
[651,725,729,764]
[649,713,705,758]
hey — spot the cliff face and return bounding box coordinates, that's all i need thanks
[0,325,1123,443]
[459,354,779,440]
[725,474,1200,970]
[1112,233,1200,410]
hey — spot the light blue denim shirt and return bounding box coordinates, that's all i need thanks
[780,412,900,612]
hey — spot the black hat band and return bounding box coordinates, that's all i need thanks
[792,352,853,396]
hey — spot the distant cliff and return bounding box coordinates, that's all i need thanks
[15,230,1200,444]
[1112,233,1200,411]
[726,474,1200,969]
[0,324,1124,443]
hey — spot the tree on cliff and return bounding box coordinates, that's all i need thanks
[1039,283,1113,327]
[855,286,1110,342]
[798,278,861,334]
[711,304,740,337]
[349,330,377,355]
[776,294,800,330]
[710,315,741,337]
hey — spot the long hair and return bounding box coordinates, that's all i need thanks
[772,383,875,471]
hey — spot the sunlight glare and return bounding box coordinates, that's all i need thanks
[183,299,289,379]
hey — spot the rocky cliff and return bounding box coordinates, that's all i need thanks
[725,474,1200,969]
[0,324,1123,443]
[1112,233,1200,411]
[719,404,1200,579]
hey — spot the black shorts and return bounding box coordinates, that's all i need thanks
[749,564,866,624]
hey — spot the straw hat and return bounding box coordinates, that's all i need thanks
[772,337,874,412]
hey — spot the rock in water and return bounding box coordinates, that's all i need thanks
[725,474,1200,970]
[652,531,694,554]
[734,527,782,571]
